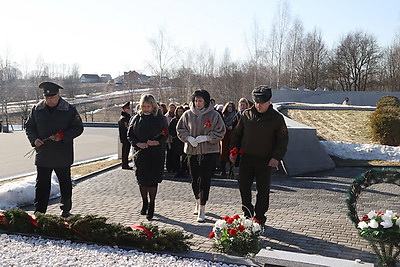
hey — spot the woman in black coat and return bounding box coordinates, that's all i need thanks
[127,94,168,220]
[168,105,186,178]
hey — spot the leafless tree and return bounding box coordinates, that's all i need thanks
[148,28,178,100]
[284,18,304,88]
[383,36,400,91]
[330,31,382,91]
[294,28,329,90]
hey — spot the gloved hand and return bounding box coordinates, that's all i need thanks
[187,136,198,147]
[195,135,209,143]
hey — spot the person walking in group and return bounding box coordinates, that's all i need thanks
[118,102,132,170]
[168,105,187,178]
[177,89,226,222]
[165,103,176,173]
[127,94,168,220]
[25,81,84,218]
[219,101,238,177]
[229,86,288,225]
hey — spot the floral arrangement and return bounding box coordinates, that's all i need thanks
[209,214,262,256]
[347,168,400,266]
[0,209,192,252]
[24,129,64,158]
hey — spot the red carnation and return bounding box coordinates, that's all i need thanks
[56,129,64,140]
[204,119,211,127]
[233,214,240,220]
[226,217,234,224]
[208,231,215,239]
[222,216,230,221]
[229,229,237,236]
[162,128,168,136]
[238,225,245,232]
[252,218,260,224]
[360,215,369,222]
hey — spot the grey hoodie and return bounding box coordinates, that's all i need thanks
[176,102,226,155]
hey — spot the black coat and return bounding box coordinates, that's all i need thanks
[118,111,131,143]
[127,111,168,186]
[25,98,84,168]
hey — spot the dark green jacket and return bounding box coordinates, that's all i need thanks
[25,98,84,168]
[230,105,288,161]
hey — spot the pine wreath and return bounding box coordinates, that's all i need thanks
[346,168,400,266]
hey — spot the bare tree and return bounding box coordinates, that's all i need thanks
[295,28,329,89]
[330,31,382,91]
[383,36,400,91]
[148,28,178,100]
[285,18,304,88]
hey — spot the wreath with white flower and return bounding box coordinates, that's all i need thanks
[346,168,400,266]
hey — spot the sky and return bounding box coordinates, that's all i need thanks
[1,0,399,78]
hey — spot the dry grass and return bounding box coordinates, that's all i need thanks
[281,109,399,166]
[281,109,375,144]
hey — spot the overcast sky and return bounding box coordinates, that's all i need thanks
[1,0,399,78]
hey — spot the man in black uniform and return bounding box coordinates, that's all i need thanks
[118,102,132,170]
[230,86,288,225]
[25,82,84,218]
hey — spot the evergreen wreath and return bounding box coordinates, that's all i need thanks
[0,209,192,252]
[346,168,400,266]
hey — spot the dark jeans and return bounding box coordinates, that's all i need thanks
[188,153,217,205]
[35,166,72,214]
[238,154,272,224]
[121,141,131,167]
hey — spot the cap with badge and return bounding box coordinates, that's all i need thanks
[39,82,63,97]
[121,102,130,109]
[252,85,272,103]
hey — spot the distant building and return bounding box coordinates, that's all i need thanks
[80,74,101,83]
[100,74,112,83]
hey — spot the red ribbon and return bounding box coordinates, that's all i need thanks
[64,222,89,239]
[0,213,9,226]
[28,214,38,227]
[128,225,154,240]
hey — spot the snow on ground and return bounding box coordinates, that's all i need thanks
[0,233,238,267]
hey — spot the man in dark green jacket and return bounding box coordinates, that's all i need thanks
[25,82,84,218]
[230,86,288,225]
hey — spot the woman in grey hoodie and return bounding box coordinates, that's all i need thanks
[177,89,226,222]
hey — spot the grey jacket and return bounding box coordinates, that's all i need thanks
[176,102,226,155]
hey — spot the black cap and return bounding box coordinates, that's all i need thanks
[252,85,272,103]
[39,82,63,97]
[121,102,130,109]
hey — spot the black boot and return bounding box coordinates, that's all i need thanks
[146,202,155,220]
[140,200,148,215]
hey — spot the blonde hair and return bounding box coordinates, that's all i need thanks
[138,94,159,115]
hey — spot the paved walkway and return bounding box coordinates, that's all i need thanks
[22,166,400,265]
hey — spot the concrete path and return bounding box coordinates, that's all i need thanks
[0,127,118,179]
[21,166,400,265]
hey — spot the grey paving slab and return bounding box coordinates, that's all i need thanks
[22,166,400,266]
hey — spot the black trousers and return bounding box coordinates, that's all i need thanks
[121,141,131,168]
[35,166,72,214]
[188,153,217,205]
[238,154,272,224]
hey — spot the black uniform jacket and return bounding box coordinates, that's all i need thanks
[118,111,131,143]
[230,105,288,161]
[25,98,84,168]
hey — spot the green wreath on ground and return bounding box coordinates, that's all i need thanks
[0,209,192,252]
[346,168,400,266]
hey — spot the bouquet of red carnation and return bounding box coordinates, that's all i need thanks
[24,129,64,158]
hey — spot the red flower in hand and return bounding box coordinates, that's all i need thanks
[56,129,64,140]
[204,119,211,127]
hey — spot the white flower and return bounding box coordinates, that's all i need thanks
[252,222,262,232]
[358,221,369,229]
[383,210,396,219]
[214,219,227,230]
[367,210,377,219]
[380,219,393,228]
[243,219,253,228]
[368,219,379,229]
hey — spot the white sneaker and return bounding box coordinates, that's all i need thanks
[197,205,205,222]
